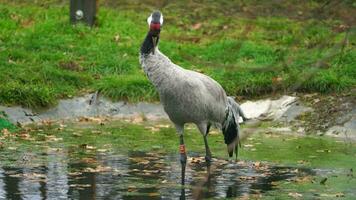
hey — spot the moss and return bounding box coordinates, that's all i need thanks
[0,111,16,131]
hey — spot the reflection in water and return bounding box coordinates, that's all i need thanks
[0,148,315,200]
[2,167,22,200]
[39,166,47,200]
[186,160,315,199]
[0,169,4,199]
[20,166,41,199]
[46,149,69,199]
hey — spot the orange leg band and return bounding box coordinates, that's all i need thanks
[179,144,186,154]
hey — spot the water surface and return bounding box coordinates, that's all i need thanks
[0,121,355,199]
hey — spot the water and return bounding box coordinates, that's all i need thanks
[0,149,315,200]
[1,121,355,199]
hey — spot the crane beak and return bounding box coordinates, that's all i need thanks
[150,22,160,54]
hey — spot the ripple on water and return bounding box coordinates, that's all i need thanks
[0,150,318,200]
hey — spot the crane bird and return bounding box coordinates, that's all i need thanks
[139,11,248,184]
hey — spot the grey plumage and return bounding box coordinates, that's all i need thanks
[140,11,246,160]
[140,50,225,127]
[140,49,244,157]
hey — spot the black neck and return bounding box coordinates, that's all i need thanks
[140,32,159,55]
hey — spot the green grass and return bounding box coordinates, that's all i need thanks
[0,1,355,108]
[0,111,16,131]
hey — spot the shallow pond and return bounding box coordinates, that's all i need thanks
[0,121,355,199]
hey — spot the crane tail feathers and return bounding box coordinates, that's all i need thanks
[222,97,242,158]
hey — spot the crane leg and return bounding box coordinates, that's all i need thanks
[203,135,212,166]
[176,125,187,186]
[199,123,212,166]
[179,134,187,185]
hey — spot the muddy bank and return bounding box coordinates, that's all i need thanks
[1,93,355,139]
[0,93,167,125]
[300,92,356,139]
[0,94,305,125]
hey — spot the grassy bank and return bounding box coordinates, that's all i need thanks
[0,0,355,108]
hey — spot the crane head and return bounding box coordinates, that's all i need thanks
[147,11,163,53]
[147,11,163,35]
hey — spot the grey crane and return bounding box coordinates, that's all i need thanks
[139,11,248,185]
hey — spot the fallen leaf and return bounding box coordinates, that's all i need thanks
[78,116,105,124]
[148,192,159,197]
[68,172,82,176]
[81,157,97,164]
[319,193,345,198]
[41,119,53,126]
[209,130,219,135]
[1,128,10,137]
[272,77,283,84]
[72,132,82,137]
[127,185,137,192]
[114,34,120,42]
[91,130,101,134]
[23,172,46,180]
[145,126,160,132]
[155,124,170,128]
[21,18,34,28]
[294,176,312,183]
[69,184,91,188]
[95,165,112,172]
[297,160,308,164]
[84,165,111,173]
[288,192,302,198]
[335,193,345,197]
[131,115,144,124]
[192,23,202,30]
[316,149,330,153]
[139,160,150,165]
[97,149,108,153]
[8,59,16,64]
[270,181,279,186]
[239,176,256,181]
[86,145,96,150]
[253,161,261,168]
[18,133,32,140]
[45,135,63,142]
